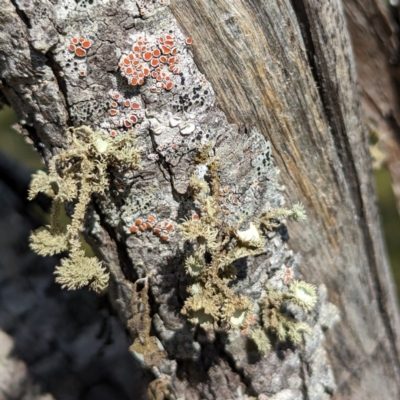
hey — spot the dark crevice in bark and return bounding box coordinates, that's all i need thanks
[288,1,324,120]
[45,48,73,127]
[9,0,32,29]
[93,200,138,283]
[215,332,256,397]
[291,0,400,381]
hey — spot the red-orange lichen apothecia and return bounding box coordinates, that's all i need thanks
[69,37,92,58]
[119,33,193,93]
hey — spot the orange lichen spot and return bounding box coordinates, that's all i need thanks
[129,53,134,60]
[110,130,117,137]
[123,58,130,65]
[124,120,133,128]
[79,37,85,43]
[69,44,76,51]
[113,93,120,100]
[143,51,152,61]
[125,67,133,75]
[129,115,138,123]
[82,40,91,49]
[79,71,85,77]
[138,71,144,79]
[156,75,162,82]
[143,67,150,76]
[130,226,138,233]
[150,59,159,67]
[131,77,138,85]
[160,234,169,241]
[138,78,144,85]
[166,34,174,40]
[141,45,147,52]
[151,71,157,78]
[152,48,161,58]
[135,219,143,226]
[161,45,171,54]
[168,65,175,72]
[185,37,193,45]
[165,40,174,47]
[109,109,118,116]
[72,37,79,44]
[133,45,140,53]
[172,143,178,150]
[165,81,173,91]
[124,99,131,107]
[168,56,177,64]
[160,56,168,63]
[75,47,86,57]
[159,36,165,43]
[139,224,146,232]
[146,222,153,230]
[192,214,200,221]
[153,228,161,235]
[284,276,291,285]
[148,215,156,222]
[171,47,178,56]
[173,66,180,74]
[136,63,143,70]
[133,60,140,66]
[166,224,174,231]
[132,102,141,110]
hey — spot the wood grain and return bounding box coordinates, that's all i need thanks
[170,0,400,398]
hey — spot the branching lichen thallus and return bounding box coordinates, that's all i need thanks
[28,126,142,292]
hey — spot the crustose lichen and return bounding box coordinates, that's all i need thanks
[28,126,141,293]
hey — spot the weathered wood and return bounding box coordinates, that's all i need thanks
[0,0,399,398]
[168,0,400,398]
[343,0,400,215]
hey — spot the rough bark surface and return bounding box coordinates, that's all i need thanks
[0,0,399,399]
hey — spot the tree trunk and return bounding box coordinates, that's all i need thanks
[0,0,399,399]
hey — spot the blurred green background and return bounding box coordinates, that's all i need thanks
[1,106,400,297]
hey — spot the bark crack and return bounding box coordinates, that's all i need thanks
[290,0,400,386]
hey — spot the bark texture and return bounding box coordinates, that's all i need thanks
[0,0,399,399]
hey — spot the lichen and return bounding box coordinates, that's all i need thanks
[28,126,142,292]
[260,283,317,345]
[179,150,315,345]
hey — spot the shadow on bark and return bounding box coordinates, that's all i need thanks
[0,150,149,400]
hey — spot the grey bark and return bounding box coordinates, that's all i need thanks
[0,0,399,399]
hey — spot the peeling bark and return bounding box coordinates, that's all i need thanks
[0,0,399,399]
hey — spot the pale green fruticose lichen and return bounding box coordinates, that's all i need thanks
[261,283,317,345]
[28,126,142,293]
[179,149,315,346]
